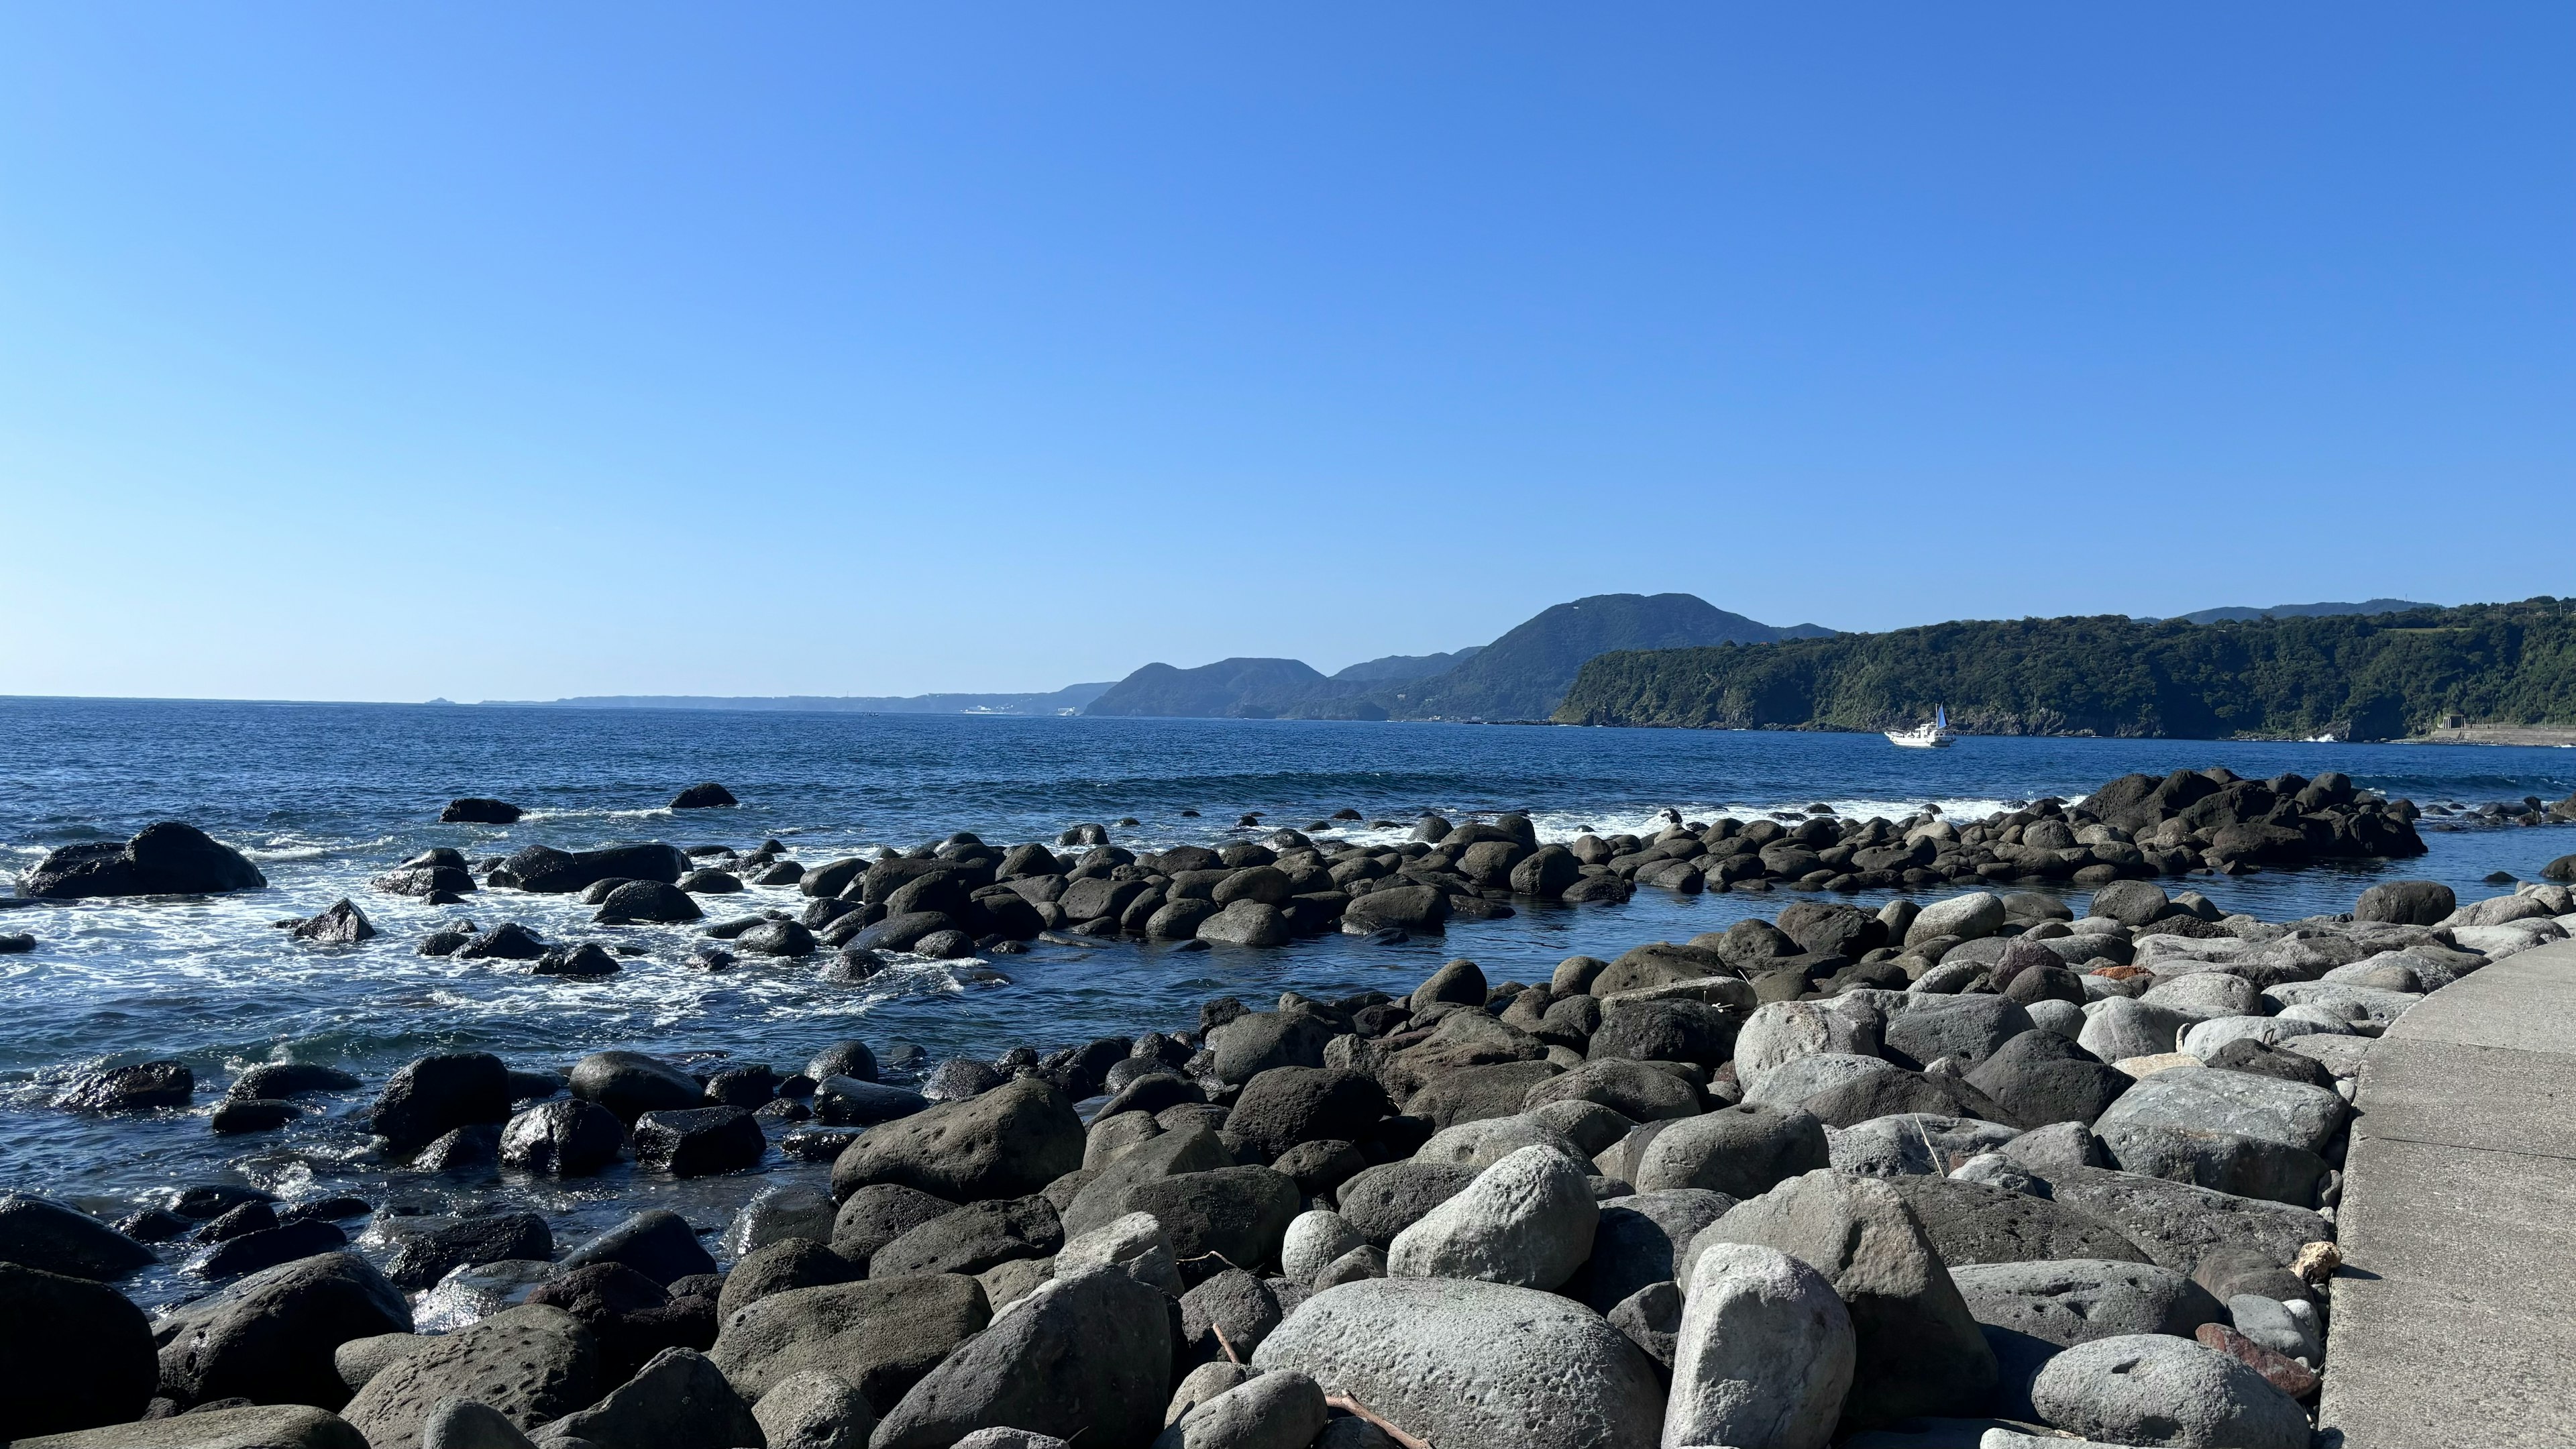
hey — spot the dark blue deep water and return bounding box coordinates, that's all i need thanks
[5,698,2571,1304]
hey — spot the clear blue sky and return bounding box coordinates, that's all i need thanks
[2,5,2567,702]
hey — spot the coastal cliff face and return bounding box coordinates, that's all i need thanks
[1553,598,2576,741]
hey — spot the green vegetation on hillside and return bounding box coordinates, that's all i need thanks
[1554,598,2576,739]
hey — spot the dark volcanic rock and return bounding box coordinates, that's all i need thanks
[231,1062,361,1099]
[670,783,739,809]
[533,942,621,977]
[527,1262,718,1385]
[593,880,704,925]
[21,822,268,900]
[441,798,524,824]
[0,1261,157,1436]
[0,1193,159,1280]
[153,1250,412,1411]
[570,1050,704,1122]
[209,1097,301,1134]
[290,898,376,945]
[633,1107,766,1177]
[503,841,690,894]
[1225,1067,1391,1161]
[562,1210,719,1286]
[500,1098,628,1175]
[61,1060,195,1112]
[870,1195,1063,1279]
[388,1213,553,1289]
[370,1052,511,1151]
[455,922,549,959]
[192,1220,349,1280]
[708,1273,990,1414]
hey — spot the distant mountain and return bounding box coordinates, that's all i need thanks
[1083,658,1332,718]
[2154,599,2437,626]
[1384,593,1827,721]
[1331,647,1483,683]
[494,682,1114,714]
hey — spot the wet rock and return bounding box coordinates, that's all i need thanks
[1690,1168,1997,1426]
[632,1106,765,1177]
[388,1213,551,1289]
[568,1051,702,1122]
[411,1123,502,1170]
[592,879,702,925]
[231,1062,360,1099]
[0,1262,157,1436]
[1666,1242,1854,1449]
[0,1194,158,1280]
[191,1220,350,1281]
[498,1098,626,1175]
[441,798,523,824]
[670,783,739,809]
[341,1303,598,1443]
[870,1267,1173,1449]
[154,1250,411,1411]
[456,922,548,960]
[371,1052,510,1152]
[60,1061,195,1113]
[2030,1333,2309,1449]
[290,899,376,945]
[561,1210,718,1286]
[815,1077,929,1128]
[21,822,267,900]
[1250,1277,1664,1449]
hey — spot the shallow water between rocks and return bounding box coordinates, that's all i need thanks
[4,697,2569,1307]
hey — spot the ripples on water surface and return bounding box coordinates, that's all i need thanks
[3,698,2570,1303]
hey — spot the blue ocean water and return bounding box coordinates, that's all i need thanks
[4,697,2571,1304]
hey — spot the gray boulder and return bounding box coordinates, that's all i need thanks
[2078,998,2190,1063]
[1112,1167,1303,1285]
[753,1369,876,1449]
[1882,995,2033,1069]
[726,1185,839,1257]
[708,1274,988,1412]
[1281,1210,1368,1287]
[1827,1114,2018,1178]
[829,1078,1083,1203]
[1413,1113,1585,1171]
[420,1399,538,1449]
[1627,1103,1832,1199]
[1688,1169,1996,1426]
[1151,1368,1328,1449]
[869,1267,1173,1449]
[1249,1277,1665,1449]
[1951,1259,2226,1345]
[1322,1161,1477,1248]
[499,1099,627,1175]
[1387,1145,1598,1291]
[1562,1188,1735,1316]
[1666,1242,1854,1449]
[535,1346,760,1449]
[569,1051,704,1122]
[1203,1012,1334,1084]
[1906,892,2006,945]
[2030,1333,2309,1448]
[341,1304,597,1444]
[2037,1166,2330,1277]
[1176,1269,1289,1368]
[1741,1053,1895,1108]
[829,1185,961,1271]
[1966,1031,2132,1128]
[152,1250,412,1410]
[10,1405,370,1448]
[1882,1176,2150,1266]
[868,1195,1061,1279]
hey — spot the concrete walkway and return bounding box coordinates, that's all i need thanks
[2317,937,2576,1448]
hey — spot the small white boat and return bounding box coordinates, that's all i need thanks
[1887,706,1957,749]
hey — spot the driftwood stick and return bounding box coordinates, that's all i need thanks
[1326,1392,1434,1449]
[1210,1320,1242,1365]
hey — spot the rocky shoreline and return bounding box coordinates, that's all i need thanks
[7,771,2576,1448]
